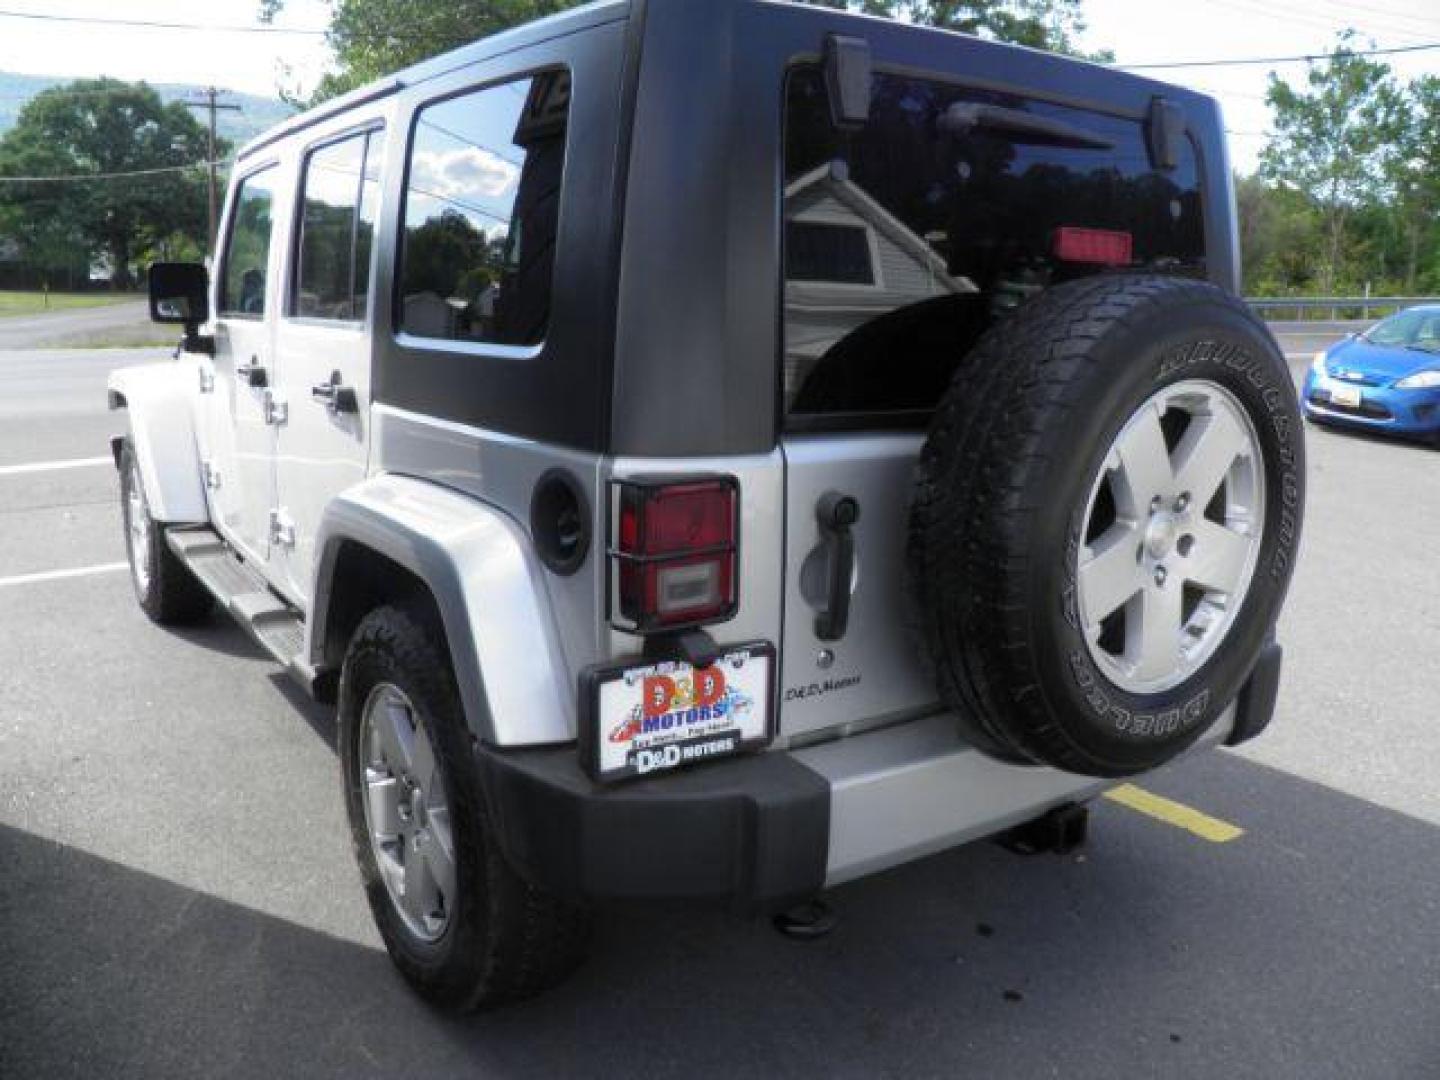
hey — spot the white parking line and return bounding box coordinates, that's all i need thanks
[0,456,111,477]
[0,562,127,588]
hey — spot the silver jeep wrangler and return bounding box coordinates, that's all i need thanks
[111,0,1303,1009]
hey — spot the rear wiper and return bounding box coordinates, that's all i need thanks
[939,103,1115,150]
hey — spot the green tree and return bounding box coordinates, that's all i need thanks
[1387,76,1440,294]
[805,0,1107,57]
[0,78,215,288]
[1260,32,1405,294]
[402,209,489,298]
[264,0,1108,104]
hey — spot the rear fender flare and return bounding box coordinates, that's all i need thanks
[106,362,207,523]
[311,475,574,746]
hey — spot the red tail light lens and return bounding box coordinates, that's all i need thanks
[1053,226,1133,266]
[612,477,738,631]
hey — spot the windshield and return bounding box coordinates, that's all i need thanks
[1362,308,1440,350]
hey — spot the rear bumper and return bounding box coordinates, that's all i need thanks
[476,650,1279,910]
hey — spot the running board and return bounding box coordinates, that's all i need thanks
[165,526,321,695]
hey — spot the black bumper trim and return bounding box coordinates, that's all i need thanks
[474,744,831,913]
[1226,641,1282,747]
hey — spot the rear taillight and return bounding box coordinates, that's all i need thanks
[1053,226,1133,266]
[610,477,738,632]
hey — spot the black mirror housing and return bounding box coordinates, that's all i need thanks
[148,261,210,328]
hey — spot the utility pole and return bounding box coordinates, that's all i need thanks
[184,87,242,252]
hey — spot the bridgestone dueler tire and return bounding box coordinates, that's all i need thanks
[910,275,1304,777]
[339,605,591,1010]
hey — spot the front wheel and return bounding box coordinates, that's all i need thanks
[118,438,212,625]
[338,604,590,1010]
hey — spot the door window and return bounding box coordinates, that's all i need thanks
[397,69,570,347]
[294,129,386,321]
[218,166,280,318]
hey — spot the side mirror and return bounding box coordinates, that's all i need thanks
[149,261,210,327]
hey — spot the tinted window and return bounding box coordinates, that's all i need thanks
[398,70,569,346]
[783,68,1205,426]
[219,167,279,317]
[295,129,385,321]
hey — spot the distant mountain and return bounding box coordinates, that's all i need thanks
[0,71,296,152]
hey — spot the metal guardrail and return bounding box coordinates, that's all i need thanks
[1245,296,1440,321]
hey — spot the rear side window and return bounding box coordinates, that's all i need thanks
[782,67,1205,428]
[219,167,280,318]
[294,129,385,322]
[397,69,570,347]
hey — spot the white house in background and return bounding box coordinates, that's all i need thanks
[783,159,976,397]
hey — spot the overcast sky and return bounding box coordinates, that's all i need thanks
[0,0,1436,172]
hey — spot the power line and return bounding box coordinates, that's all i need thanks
[1199,0,1436,46]
[1119,39,1440,69]
[0,160,225,183]
[183,88,244,248]
[0,8,326,34]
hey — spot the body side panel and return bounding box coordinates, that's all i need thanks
[107,361,208,523]
[310,472,574,745]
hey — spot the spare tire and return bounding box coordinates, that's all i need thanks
[910,275,1303,777]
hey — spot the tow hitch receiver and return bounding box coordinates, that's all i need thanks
[996,802,1090,856]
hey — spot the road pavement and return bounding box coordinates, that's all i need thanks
[0,300,155,350]
[1,331,1437,1079]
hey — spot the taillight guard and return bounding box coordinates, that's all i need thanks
[608,475,739,632]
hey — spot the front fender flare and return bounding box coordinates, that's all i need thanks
[312,475,574,747]
[107,362,207,523]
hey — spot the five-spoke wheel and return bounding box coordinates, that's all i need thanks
[1077,379,1264,694]
[359,683,456,942]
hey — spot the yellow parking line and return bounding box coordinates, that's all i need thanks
[1103,783,1245,843]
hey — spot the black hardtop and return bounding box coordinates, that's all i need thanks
[231,0,1237,459]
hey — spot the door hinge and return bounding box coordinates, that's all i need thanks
[268,508,296,548]
[199,366,215,394]
[202,460,222,490]
[264,391,289,426]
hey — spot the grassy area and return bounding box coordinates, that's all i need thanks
[0,290,140,317]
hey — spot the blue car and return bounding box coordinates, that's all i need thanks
[1302,305,1440,445]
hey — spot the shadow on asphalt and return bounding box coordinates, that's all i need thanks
[165,617,272,663]
[3,750,1435,1079]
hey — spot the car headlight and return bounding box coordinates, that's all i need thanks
[1395,370,1440,389]
[1310,351,1327,376]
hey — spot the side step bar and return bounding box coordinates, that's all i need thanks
[165,526,323,697]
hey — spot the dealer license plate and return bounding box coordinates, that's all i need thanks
[580,643,775,783]
[1328,380,1363,408]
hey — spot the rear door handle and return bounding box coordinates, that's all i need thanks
[311,370,358,414]
[815,491,860,642]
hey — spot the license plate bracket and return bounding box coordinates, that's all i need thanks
[579,642,776,784]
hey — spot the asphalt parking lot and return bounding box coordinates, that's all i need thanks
[2,332,1438,1079]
